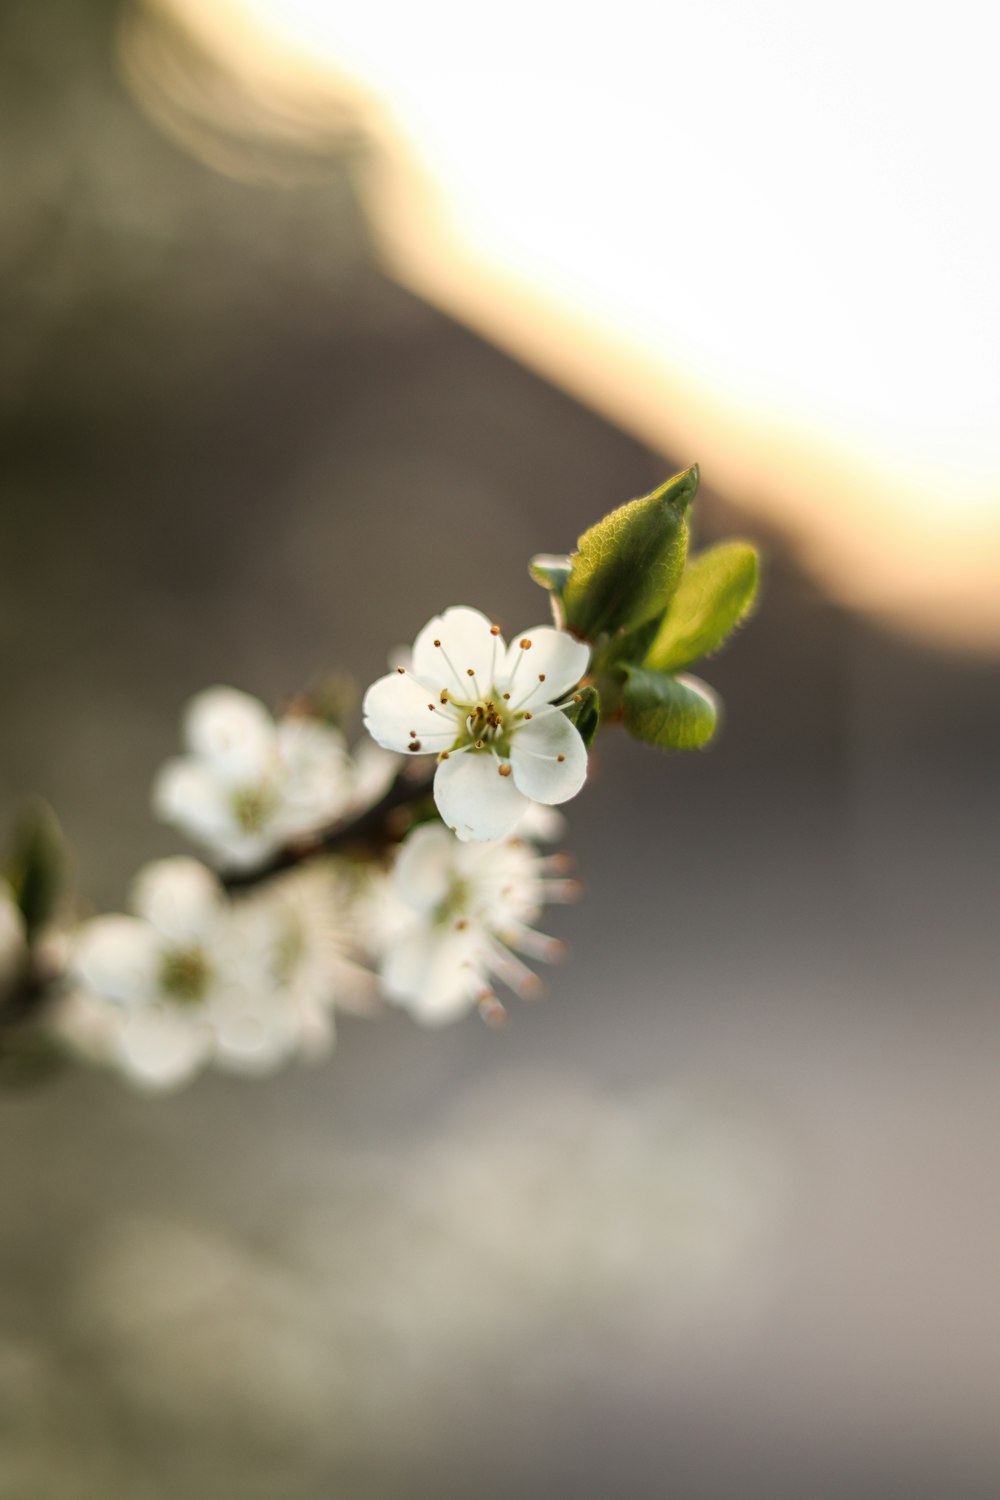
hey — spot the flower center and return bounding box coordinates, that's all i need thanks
[448,693,523,759]
[231,782,279,834]
[159,946,212,1005]
[435,876,472,927]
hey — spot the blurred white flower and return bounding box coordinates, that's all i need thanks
[229,861,377,1065]
[57,855,377,1089]
[61,858,225,1090]
[374,822,578,1025]
[153,687,376,872]
[0,881,26,992]
[363,606,590,842]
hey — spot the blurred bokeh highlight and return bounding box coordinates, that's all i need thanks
[126,0,1000,651]
[1,2,998,1497]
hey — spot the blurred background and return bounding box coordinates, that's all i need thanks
[1,1,998,1496]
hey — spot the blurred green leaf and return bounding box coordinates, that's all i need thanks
[561,467,697,640]
[6,802,65,937]
[645,541,760,672]
[563,684,601,749]
[622,666,720,750]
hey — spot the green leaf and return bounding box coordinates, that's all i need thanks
[6,802,65,936]
[621,666,720,750]
[644,541,760,673]
[562,684,601,749]
[561,467,697,641]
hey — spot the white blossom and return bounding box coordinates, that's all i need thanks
[373,822,578,1026]
[57,855,376,1089]
[227,862,376,1064]
[153,687,383,872]
[363,607,590,842]
[61,858,226,1090]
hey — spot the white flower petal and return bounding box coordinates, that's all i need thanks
[183,687,277,782]
[348,739,401,813]
[274,718,353,836]
[207,985,301,1075]
[114,1005,213,1091]
[129,858,222,945]
[190,828,280,873]
[513,803,567,842]
[510,710,588,805]
[276,717,348,782]
[381,926,482,1025]
[412,606,503,692]
[152,758,233,843]
[52,990,119,1064]
[434,751,530,842]
[362,671,459,754]
[501,627,590,708]
[72,917,161,1006]
[393,823,457,914]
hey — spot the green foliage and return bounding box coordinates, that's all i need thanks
[558,467,697,641]
[621,666,720,750]
[644,541,760,673]
[563,684,601,748]
[6,802,65,937]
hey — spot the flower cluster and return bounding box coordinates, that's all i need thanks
[48,627,588,1089]
[1,470,759,1094]
[153,686,394,870]
[57,857,370,1089]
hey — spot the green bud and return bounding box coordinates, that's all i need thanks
[644,541,759,673]
[528,554,573,627]
[562,683,601,749]
[6,801,66,937]
[621,666,719,751]
[561,467,697,641]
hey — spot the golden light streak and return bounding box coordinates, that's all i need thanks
[125,0,1000,650]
